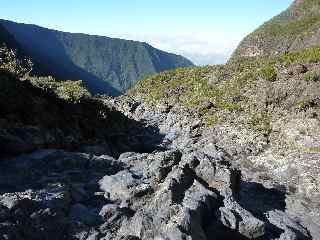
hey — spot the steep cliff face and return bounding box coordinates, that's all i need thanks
[231,0,320,60]
[0,19,194,96]
[0,24,20,51]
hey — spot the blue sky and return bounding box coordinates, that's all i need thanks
[1,0,293,65]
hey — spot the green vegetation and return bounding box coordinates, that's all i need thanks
[205,113,219,128]
[29,76,91,102]
[295,0,320,13]
[55,80,90,102]
[304,70,320,81]
[259,64,277,82]
[247,112,272,134]
[280,47,320,65]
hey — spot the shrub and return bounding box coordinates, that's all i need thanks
[259,63,277,82]
[304,70,320,82]
[205,113,219,128]
[305,146,320,153]
[219,101,242,111]
[28,76,91,102]
[29,76,60,90]
[247,112,272,134]
[0,44,33,77]
[56,80,91,102]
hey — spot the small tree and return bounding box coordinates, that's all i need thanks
[56,80,91,102]
[259,63,277,82]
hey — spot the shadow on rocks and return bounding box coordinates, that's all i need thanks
[238,181,286,219]
[238,181,287,239]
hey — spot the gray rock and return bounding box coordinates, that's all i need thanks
[90,154,124,175]
[0,194,21,210]
[99,204,119,220]
[99,170,144,201]
[28,208,69,239]
[0,123,315,240]
[266,210,310,240]
[118,152,138,161]
[219,207,238,229]
[37,186,72,211]
[119,236,141,240]
[219,197,265,239]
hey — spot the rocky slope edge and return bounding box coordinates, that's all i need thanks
[129,45,320,201]
[127,46,320,239]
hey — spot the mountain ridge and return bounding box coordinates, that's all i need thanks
[230,0,320,60]
[0,19,193,96]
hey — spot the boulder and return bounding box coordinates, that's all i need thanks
[219,197,265,239]
[99,170,145,201]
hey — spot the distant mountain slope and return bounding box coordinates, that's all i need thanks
[231,0,320,60]
[0,23,20,50]
[0,19,193,95]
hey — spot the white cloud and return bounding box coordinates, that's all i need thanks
[181,52,230,66]
[108,32,243,65]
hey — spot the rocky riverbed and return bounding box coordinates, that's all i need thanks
[0,96,318,240]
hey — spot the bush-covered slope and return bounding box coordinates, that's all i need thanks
[0,19,193,96]
[231,0,320,60]
[131,45,320,159]
[0,23,20,51]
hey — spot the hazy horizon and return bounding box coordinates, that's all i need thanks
[2,0,293,65]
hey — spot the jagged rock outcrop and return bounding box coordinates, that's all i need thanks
[0,146,312,240]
